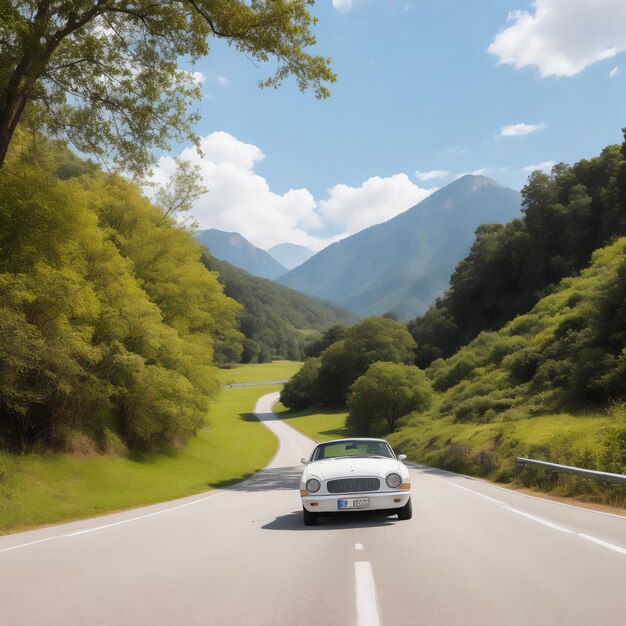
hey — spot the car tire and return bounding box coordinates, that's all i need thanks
[397,497,412,520]
[303,507,318,526]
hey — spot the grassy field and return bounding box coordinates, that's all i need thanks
[217,360,302,385]
[273,403,350,442]
[0,362,302,534]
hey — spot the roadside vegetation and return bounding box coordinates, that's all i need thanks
[203,256,356,365]
[273,403,349,442]
[0,363,299,534]
[280,135,626,507]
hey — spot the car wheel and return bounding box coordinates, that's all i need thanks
[303,507,318,526]
[397,497,412,520]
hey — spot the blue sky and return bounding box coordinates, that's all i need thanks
[151,0,626,251]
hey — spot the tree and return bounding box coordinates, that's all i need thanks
[0,0,336,174]
[280,357,321,410]
[347,362,432,436]
[316,316,417,406]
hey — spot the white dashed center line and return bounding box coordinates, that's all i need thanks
[355,543,364,551]
[355,560,380,626]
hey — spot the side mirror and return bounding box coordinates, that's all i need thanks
[301,458,309,465]
[397,454,407,461]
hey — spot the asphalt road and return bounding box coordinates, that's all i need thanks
[1,391,625,625]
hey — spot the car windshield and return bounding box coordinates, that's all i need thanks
[311,440,395,461]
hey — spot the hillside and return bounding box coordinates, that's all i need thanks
[409,141,626,366]
[201,254,357,363]
[389,236,626,497]
[277,175,522,319]
[196,229,287,280]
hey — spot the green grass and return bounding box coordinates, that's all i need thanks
[217,360,303,385]
[0,362,303,534]
[273,403,350,442]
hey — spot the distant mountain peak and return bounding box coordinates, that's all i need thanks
[277,176,522,319]
[445,174,502,192]
[195,229,287,280]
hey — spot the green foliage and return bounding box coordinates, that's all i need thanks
[304,324,348,357]
[202,255,355,363]
[599,418,626,474]
[281,316,417,409]
[0,130,240,452]
[0,379,281,533]
[347,362,432,435]
[409,139,626,366]
[317,317,417,406]
[280,357,321,410]
[0,0,336,173]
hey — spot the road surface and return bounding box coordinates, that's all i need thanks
[1,391,625,625]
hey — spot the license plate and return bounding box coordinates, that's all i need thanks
[337,498,370,509]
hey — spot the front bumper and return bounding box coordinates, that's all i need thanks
[301,491,410,513]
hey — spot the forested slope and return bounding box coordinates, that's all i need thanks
[410,139,626,366]
[390,236,626,495]
[0,131,242,453]
[202,254,357,363]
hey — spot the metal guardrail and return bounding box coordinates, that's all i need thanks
[516,457,626,486]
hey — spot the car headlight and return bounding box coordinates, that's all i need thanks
[306,478,321,493]
[386,473,402,489]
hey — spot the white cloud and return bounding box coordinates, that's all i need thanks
[149,132,433,251]
[150,132,324,250]
[523,160,555,173]
[415,169,450,181]
[488,0,626,78]
[499,122,547,137]
[217,76,231,86]
[318,174,434,236]
[610,66,620,78]
[332,0,353,12]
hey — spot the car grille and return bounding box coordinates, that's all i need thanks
[326,478,380,494]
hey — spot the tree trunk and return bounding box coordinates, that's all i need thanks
[0,92,30,169]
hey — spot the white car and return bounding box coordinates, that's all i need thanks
[300,438,412,526]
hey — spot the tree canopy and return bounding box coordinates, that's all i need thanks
[409,134,626,367]
[347,362,432,435]
[280,316,417,409]
[0,0,336,173]
[0,129,241,452]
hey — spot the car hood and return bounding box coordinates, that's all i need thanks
[307,457,403,480]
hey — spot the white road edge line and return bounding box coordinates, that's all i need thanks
[0,536,61,554]
[445,481,504,504]
[444,477,626,554]
[64,491,229,537]
[416,465,626,521]
[502,506,573,533]
[579,534,626,556]
[355,561,380,626]
[1,491,230,552]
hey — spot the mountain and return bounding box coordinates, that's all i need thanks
[201,253,357,363]
[267,243,315,270]
[277,175,522,320]
[196,229,287,280]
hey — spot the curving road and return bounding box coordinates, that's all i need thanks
[1,391,625,625]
